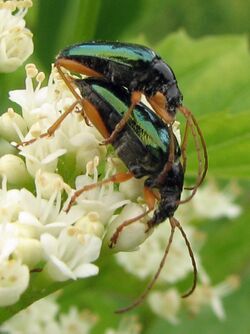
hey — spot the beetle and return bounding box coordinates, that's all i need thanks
[64,77,197,313]
[55,41,208,198]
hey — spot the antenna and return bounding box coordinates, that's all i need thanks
[115,216,197,314]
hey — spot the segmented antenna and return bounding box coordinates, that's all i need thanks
[115,216,197,314]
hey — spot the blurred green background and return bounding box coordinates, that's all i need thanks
[0,0,250,333]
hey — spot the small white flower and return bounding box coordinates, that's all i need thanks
[59,307,98,334]
[105,316,142,334]
[75,212,105,238]
[35,169,68,200]
[105,203,152,252]
[9,84,55,129]
[0,6,33,73]
[72,158,130,223]
[19,136,66,176]
[18,187,83,237]
[9,64,70,128]
[0,259,29,306]
[179,182,241,221]
[41,227,102,282]
[1,295,61,334]
[148,289,181,324]
[185,275,240,320]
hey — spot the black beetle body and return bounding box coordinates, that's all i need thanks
[57,41,183,116]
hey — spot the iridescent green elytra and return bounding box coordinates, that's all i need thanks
[60,41,156,66]
[57,41,183,117]
[92,83,171,153]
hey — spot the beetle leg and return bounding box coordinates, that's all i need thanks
[109,187,156,247]
[178,106,208,202]
[101,91,142,145]
[55,58,103,79]
[181,120,189,174]
[182,118,199,191]
[144,186,157,210]
[155,124,175,185]
[178,109,202,202]
[190,112,208,187]
[55,59,103,124]
[65,171,134,213]
[17,95,112,148]
[147,92,174,124]
[16,100,80,147]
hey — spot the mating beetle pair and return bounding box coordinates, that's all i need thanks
[56,41,208,200]
[20,41,207,312]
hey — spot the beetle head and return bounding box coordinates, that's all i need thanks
[152,59,183,115]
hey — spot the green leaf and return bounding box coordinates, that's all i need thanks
[34,0,102,68]
[119,0,250,43]
[94,0,146,41]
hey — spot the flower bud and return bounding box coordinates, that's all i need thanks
[148,289,181,324]
[0,108,27,142]
[0,138,16,157]
[35,170,66,199]
[13,238,43,269]
[75,212,104,238]
[105,203,152,252]
[0,154,30,186]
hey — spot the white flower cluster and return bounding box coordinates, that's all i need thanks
[115,182,241,322]
[1,295,98,334]
[1,294,143,334]
[0,64,152,308]
[147,275,240,324]
[0,0,33,73]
